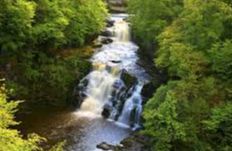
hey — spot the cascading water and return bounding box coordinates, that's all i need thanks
[79,65,119,115]
[77,14,150,129]
[114,19,130,42]
[118,83,143,129]
[18,13,151,151]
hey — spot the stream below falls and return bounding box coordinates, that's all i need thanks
[17,14,150,151]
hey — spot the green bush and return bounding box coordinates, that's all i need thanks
[0,83,65,150]
[0,84,44,151]
[129,0,232,150]
[6,50,91,106]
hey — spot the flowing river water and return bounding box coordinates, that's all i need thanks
[18,14,150,151]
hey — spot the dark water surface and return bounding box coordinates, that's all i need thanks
[17,107,130,151]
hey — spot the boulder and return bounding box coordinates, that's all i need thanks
[96,142,114,150]
[119,134,151,151]
[121,70,137,89]
[92,38,103,48]
[141,82,156,101]
[106,19,115,27]
[100,30,113,37]
[102,103,112,118]
[101,37,113,45]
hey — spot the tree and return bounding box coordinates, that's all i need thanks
[0,82,65,150]
[128,0,183,47]
[64,0,107,47]
[0,0,35,52]
[128,0,232,150]
[1,0,107,106]
[204,103,232,151]
[0,83,44,151]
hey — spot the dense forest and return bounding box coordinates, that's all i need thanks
[128,0,232,150]
[0,0,107,106]
[1,0,232,150]
[0,0,107,150]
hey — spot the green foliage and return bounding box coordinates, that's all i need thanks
[32,0,107,48]
[0,85,20,128]
[204,103,232,151]
[32,0,70,48]
[208,40,232,80]
[143,78,217,151]
[128,0,183,47]
[0,0,107,50]
[49,141,66,151]
[129,0,232,150]
[155,0,232,79]
[0,0,105,150]
[0,0,107,106]
[6,50,91,106]
[0,84,44,151]
[0,84,66,150]
[65,0,107,47]
[0,0,36,52]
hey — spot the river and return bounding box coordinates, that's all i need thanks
[18,13,150,151]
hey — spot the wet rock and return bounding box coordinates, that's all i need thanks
[101,37,113,45]
[106,19,115,27]
[102,103,112,118]
[72,78,89,107]
[141,82,156,101]
[96,134,151,151]
[94,36,113,45]
[78,91,88,100]
[102,108,111,119]
[119,134,151,151]
[121,70,137,89]
[96,142,114,150]
[92,38,102,48]
[111,60,122,64]
[92,43,103,48]
[100,30,113,37]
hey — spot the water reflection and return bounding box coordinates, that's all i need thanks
[17,108,130,151]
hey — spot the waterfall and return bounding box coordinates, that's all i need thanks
[114,21,130,42]
[80,66,118,114]
[77,14,150,130]
[118,83,143,129]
